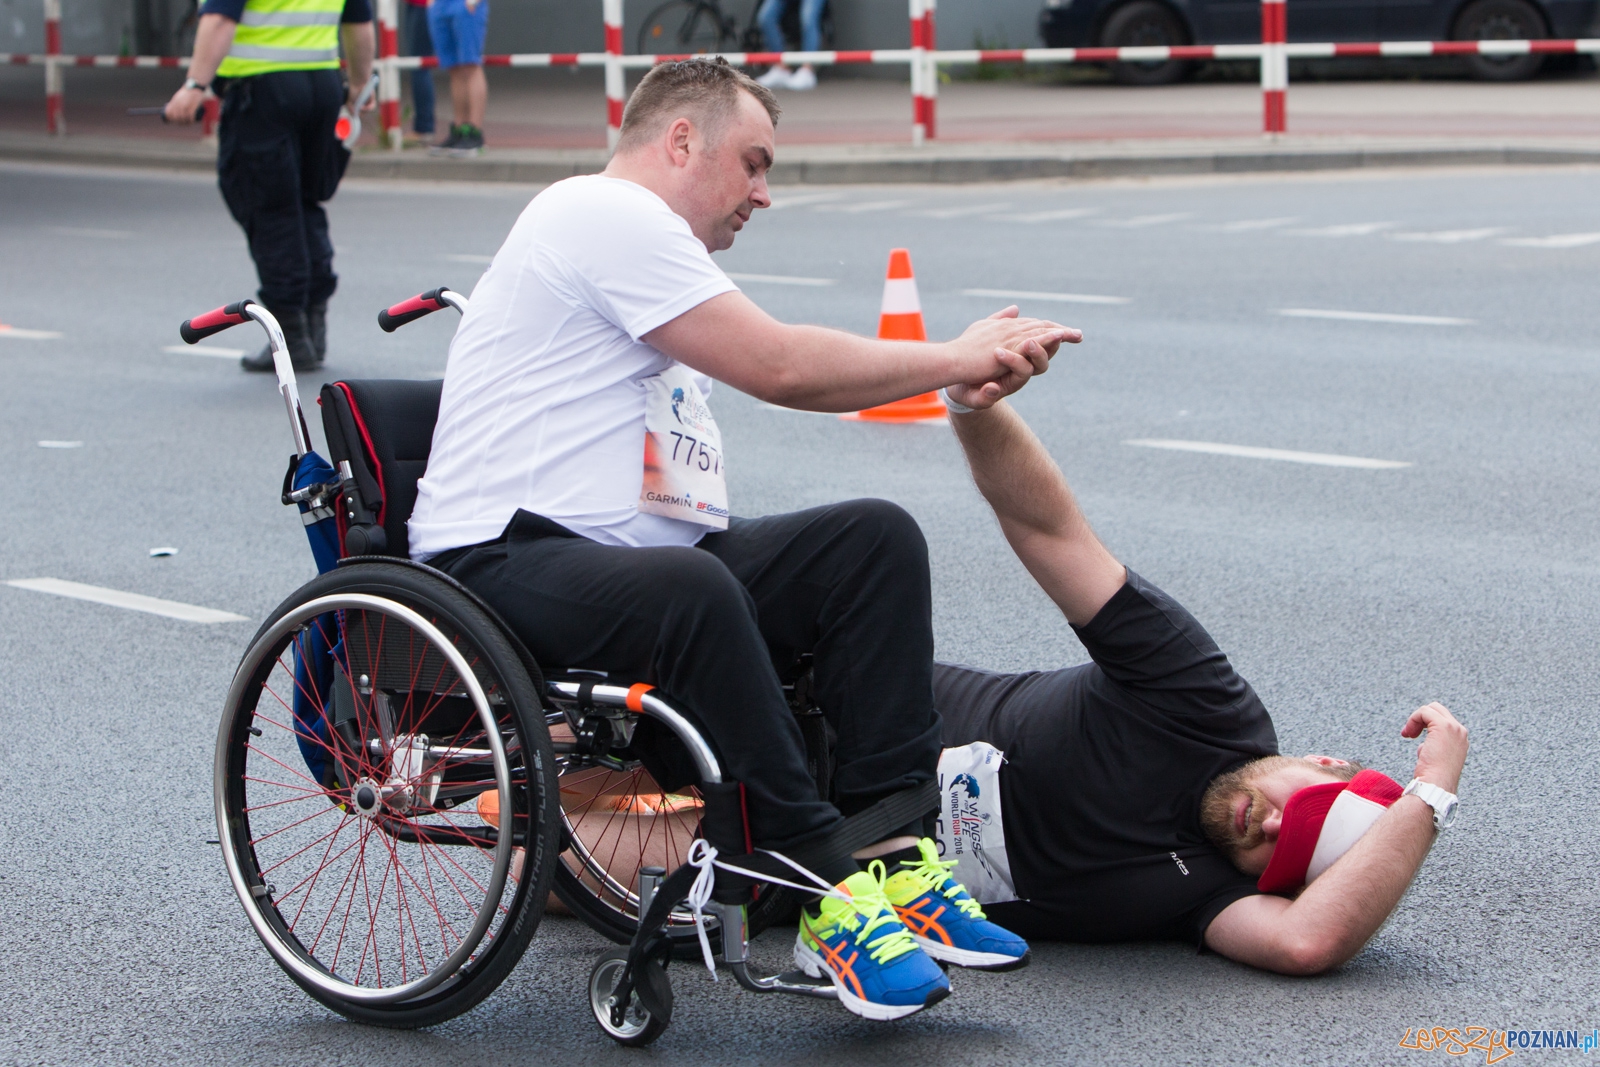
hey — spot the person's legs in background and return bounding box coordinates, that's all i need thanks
[403,0,435,136]
[755,0,793,89]
[428,0,488,156]
[786,0,824,88]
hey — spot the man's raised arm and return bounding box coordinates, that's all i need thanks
[1205,702,1469,975]
[949,399,1126,627]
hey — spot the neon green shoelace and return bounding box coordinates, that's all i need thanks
[823,861,920,965]
[908,853,987,921]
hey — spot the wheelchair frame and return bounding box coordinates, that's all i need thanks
[182,293,933,1046]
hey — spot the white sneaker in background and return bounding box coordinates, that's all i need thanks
[787,66,817,91]
[757,65,794,89]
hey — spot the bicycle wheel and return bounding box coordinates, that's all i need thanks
[636,0,733,55]
[216,562,561,1027]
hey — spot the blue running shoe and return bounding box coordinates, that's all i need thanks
[884,839,1031,971]
[794,861,951,1020]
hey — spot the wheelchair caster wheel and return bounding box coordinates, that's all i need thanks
[590,950,670,1047]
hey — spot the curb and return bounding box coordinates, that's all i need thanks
[4,134,1599,184]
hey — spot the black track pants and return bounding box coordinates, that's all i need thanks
[435,500,943,855]
[216,68,344,312]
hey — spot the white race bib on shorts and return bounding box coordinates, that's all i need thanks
[638,365,729,530]
[934,741,1018,905]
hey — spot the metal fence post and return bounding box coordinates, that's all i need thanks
[44,0,62,135]
[1261,0,1287,135]
[604,0,624,151]
[377,0,402,149]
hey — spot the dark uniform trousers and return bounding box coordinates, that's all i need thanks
[435,499,944,865]
[217,68,345,312]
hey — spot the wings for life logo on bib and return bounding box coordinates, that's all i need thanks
[935,742,1018,905]
[639,365,730,529]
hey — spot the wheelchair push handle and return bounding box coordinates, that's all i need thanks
[378,286,466,332]
[178,298,313,458]
[180,299,255,343]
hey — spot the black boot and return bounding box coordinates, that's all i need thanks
[306,302,328,364]
[240,307,319,373]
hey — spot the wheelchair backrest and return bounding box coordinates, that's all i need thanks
[319,378,443,559]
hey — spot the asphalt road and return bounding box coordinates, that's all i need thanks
[2,160,1598,1067]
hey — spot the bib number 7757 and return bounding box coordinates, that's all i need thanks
[638,366,729,530]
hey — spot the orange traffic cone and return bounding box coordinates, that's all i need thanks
[841,248,948,423]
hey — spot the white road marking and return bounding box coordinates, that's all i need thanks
[1284,222,1395,237]
[767,192,845,210]
[911,203,1011,219]
[444,253,493,263]
[163,344,243,358]
[47,226,133,239]
[5,577,249,623]
[963,287,1131,305]
[1204,217,1298,231]
[1500,232,1600,249]
[1095,212,1191,228]
[1277,308,1473,326]
[726,272,837,287]
[1125,439,1411,469]
[0,325,63,340]
[813,200,913,214]
[1388,227,1508,243]
[38,440,82,448]
[987,208,1098,223]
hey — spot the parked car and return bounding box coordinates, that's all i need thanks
[1038,0,1598,82]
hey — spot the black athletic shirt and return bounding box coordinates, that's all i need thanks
[934,569,1278,947]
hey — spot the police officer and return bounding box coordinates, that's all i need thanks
[165,0,374,372]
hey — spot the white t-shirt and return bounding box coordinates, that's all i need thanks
[408,176,739,559]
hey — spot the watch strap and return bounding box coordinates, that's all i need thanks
[1403,778,1458,830]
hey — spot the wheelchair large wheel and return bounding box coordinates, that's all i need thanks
[216,562,561,1027]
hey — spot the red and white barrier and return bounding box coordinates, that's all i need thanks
[43,0,61,134]
[1261,0,1286,134]
[910,0,937,146]
[376,0,401,149]
[604,0,623,150]
[9,0,1600,147]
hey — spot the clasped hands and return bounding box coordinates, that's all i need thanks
[944,306,1083,413]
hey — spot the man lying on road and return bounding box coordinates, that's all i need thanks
[930,396,1468,975]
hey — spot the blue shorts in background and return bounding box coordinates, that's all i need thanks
[428,0,488,69]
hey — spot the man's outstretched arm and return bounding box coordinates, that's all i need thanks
[949,399,1125,626]
[1205,702,1469,975]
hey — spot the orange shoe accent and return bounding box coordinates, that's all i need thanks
[842,248,946,425]
[895,899,953,946]
[802,913,867,1001]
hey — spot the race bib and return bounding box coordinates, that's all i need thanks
[934,742,1018,905]
[638,365,729,530]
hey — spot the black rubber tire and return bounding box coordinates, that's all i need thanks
[1099,0,1193,85]
[589,950,670,1047]
[636,0,733,55]
[222,562,562,1028]
[1453,0,1548,80]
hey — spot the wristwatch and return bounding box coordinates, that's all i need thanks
[183,77,211,94]
[1403,778,1459,831]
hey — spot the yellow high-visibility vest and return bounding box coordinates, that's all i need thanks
[218,0,344,78]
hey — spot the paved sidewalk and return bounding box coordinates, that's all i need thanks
[5,65,1599,181]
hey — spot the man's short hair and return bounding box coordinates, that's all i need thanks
[617,57,781,151]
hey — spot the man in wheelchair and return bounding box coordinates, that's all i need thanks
[932,398,1469,976]
[406,58,1074,1020]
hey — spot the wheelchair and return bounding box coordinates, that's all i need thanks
[183,292,931,1045]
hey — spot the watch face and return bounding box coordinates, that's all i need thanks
[1438,797,1459,829]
